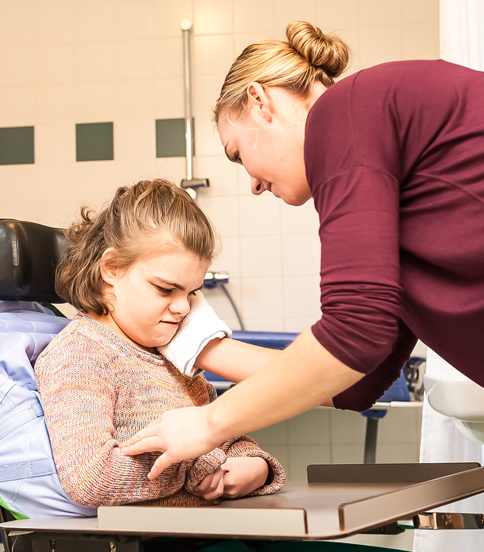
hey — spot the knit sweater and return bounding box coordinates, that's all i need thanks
[35,313,285,508]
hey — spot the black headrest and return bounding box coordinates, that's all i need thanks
[0,219,69,303]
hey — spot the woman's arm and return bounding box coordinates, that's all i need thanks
[122,328,363,479]
[194,337,282,382]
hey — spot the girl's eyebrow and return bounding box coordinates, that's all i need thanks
[154,277,203,293]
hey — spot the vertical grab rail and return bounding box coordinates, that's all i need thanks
[180,19,209,193]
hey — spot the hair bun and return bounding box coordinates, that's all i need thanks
[286,20,349,79]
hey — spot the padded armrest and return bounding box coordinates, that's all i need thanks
[0,219,69,303]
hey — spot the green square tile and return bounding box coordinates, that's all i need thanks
[76,122,114,162]
[156,118,194,158]
[0,126,34,165]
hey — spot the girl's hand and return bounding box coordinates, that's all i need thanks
[221,457,269,498]
[190,467,225,501]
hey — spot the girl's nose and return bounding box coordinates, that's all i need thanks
[251,177,265,195]
[170,296,191,317]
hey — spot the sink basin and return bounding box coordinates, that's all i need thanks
[424,372,484,443]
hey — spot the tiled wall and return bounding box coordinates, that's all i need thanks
[0,4,438,547]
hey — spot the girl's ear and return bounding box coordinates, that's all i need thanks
[246,82,274,122]
[100,248,119,286]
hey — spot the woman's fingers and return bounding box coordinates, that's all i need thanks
[120,435,164,456]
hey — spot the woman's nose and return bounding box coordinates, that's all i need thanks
[251,177,265,195]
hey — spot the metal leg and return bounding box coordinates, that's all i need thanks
[364,417,379,464]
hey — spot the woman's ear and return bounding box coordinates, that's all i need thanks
[100,248,119,286]
[246,82,274,122]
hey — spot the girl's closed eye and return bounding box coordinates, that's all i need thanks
[154,285,173,295]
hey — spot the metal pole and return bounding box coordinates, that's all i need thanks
[181,19,193,182]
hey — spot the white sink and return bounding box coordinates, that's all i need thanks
[424,372,484,443]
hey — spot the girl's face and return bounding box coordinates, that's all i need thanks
[99,247,210,351]
[217,87,313,207]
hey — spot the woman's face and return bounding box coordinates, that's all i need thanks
[217,88,313,206]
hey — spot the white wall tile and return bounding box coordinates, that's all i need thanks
[288,409,331,445]
[282,275,321,319]
[317,0,359,29]
[114,159,157,188]
[240,236,282,278]
[194,0,233,35]
[376,443,420,463]
[280,200,319,235]
[35,44,74,84]
[288,444,331,481]
[240,194,281,237]
[376,407,421,445]
[114,80,155,120]
[74,42,114,82]
[359,24,404,68]
[195,156,238,197]
[36,163,77,204]
[0,165,37,205]
[114,40,154,81]
[0,47,35,86]
[75,82,115,123]
[0,203,39,223]
[35,124,75,164]
[36,84,75,124]
[254,444,289,474]
[402,0,439,23]
[242,318,285,331]
[234,31,283,57]
[234,0,275,33]
[203,279,242,323]
[282,233,320,277]
[194,112,225,156]
[114,119,156,160]
[358,0,402,26]
[240,277,284,319]
[236,164,253,196]
[275,0,318,32]
[198,195,239,237]
[154,38,184,79]
[193,35,235,77]
[0,86,36,127]
[153,0,193,38]
[402,22,440,60]
[192,75,225,117]
[35,4,75,45]
[331,443,365,464]
[330,409,367,445]
[213,236,240,278]
[248,421,288,446]
[113,0,154,40]
[154,78,185,119]
[35,201,78,228]
[75,160,117,208]
[74,2,114,43]
[154,156,185,184]
[284,317,314,333]
[0,7,35,48]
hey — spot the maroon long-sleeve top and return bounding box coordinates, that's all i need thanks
[304,60,484,411]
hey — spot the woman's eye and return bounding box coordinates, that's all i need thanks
[234,151,242,165]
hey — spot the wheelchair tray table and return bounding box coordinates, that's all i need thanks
[2,463,484,541]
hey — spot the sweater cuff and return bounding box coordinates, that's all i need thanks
[223,437,286,496]
[184,448,227,492]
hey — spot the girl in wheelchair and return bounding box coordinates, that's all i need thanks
[33,178,284,512]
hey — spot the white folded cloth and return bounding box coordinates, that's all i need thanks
[157,291,232,377]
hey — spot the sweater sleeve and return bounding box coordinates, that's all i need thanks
[35,338,225,508]
[332,319,417,411]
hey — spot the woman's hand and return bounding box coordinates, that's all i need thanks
[120,406,221,480]
[220,457,269,498]
[189,467,225,501]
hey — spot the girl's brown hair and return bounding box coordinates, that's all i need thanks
[56,178,216,316]
[213,20,350,122]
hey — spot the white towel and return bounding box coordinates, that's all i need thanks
[157,291,232,377]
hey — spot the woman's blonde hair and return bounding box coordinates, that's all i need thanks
[213,20,350,122]
[56,178,216,316]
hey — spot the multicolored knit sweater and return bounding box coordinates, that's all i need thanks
[35,313,285,509]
